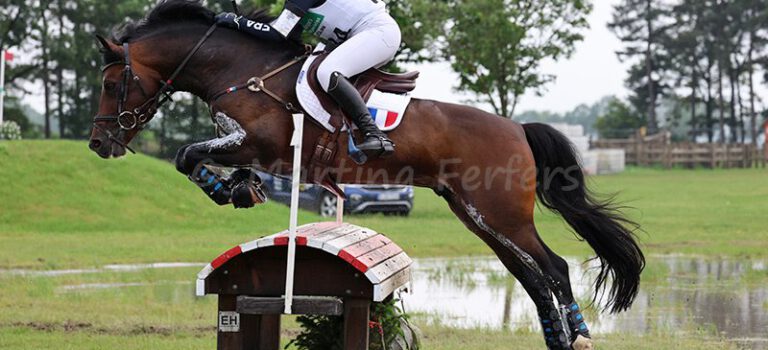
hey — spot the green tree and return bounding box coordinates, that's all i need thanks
[609,0,671,135]
[664,0,707,141]
[517,95,615,135]
[150,94,216,159]
[388,0,449,65]
[1,0,36,122]
[654,0,768,144]
[443,0,591,118]
[1,97,41,138]
[595,98,645,139]
[0,0,29,50]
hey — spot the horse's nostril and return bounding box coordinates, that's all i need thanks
[89,139,102,150]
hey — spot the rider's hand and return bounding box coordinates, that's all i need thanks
[215,12,241,29]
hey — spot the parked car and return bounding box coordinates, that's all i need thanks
[257,172,414,217]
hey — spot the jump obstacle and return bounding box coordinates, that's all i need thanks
[196,115,413,350]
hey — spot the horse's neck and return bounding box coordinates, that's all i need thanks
[137,26,300,102]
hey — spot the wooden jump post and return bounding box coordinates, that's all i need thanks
[196,114,412,350]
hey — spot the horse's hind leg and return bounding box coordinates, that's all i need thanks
[440,191,572,350]
[536,233,593,350]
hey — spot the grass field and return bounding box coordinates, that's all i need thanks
[1,140,766,349]
[2,141,767,267]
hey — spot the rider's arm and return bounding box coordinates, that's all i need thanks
[215,0,322,41]
[214,13,285,41]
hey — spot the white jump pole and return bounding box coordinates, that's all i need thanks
[284,113,305,314]
[0,49,7,125]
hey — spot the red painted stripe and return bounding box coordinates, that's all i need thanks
[276,222,339,247]
[385,111,398,127]
[337,235,391,264]
[350,243,403,273]
[211,246,243,269]
[275,235,310,246]
[351,258,371,273]
[274,236,289,246]
[338,249,355,264]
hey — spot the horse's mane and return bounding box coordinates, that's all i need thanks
[102,0,276,65]
[112,0,277,43]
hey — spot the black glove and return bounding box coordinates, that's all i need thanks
[215,12,241,29]
[214,12,286,42]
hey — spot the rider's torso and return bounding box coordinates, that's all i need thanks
[301,0,387,45]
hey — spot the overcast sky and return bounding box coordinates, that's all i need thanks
[407,0,629,115]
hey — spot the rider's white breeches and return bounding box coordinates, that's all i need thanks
[316,13,401,91]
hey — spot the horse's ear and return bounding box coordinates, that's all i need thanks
[94,34,118,52]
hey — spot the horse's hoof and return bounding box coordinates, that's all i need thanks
[571,335,593,350]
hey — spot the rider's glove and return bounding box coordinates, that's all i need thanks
[215,12,241,29]
[213,12,286,42]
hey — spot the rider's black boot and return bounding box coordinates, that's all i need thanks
[327,72,395,158]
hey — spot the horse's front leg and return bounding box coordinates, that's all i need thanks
[174,112,267,209]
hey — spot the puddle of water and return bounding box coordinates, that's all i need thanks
[401,256,768,347]
[3,256,766,347]
[0,262,205,277]
[58,281,190,292]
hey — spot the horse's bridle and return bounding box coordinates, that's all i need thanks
[92,22,311,154]
[92,24,219,153]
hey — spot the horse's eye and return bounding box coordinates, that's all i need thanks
[103,81,117,92]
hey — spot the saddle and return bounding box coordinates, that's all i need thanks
[305,52,419,131]
[302,49,419,198]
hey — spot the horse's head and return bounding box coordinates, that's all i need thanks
[89,35,164,159]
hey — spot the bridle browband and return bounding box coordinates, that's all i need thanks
[92,24,219,153]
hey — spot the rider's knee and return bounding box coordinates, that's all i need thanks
[316,65,337,92]
[386,24,402,51]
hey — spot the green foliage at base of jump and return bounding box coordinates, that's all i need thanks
[289,298,418,350]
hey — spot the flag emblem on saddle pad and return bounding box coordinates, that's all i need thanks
[368,108,400,129]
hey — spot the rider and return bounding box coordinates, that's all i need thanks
[215,0,399,158]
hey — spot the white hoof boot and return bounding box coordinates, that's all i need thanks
[571,335,593,350]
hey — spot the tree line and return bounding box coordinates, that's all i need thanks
[608,0,768,144]
[1,0,591,157]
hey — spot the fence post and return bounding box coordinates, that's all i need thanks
[763,145,767,168]
[743,145,749,168]
[636,130,646,166]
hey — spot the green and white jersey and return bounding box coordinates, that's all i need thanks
[301,0,387,45]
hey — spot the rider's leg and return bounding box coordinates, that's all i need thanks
[317,15,401,157]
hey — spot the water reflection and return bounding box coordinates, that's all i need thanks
[402,256,768,346]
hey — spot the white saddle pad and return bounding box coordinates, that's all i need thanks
[296,44,412,133]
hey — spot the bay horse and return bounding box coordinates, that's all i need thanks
[88,1,644,349]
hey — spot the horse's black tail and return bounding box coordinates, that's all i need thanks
[522,123,645,313]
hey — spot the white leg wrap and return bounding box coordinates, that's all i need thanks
[199,112,246,153]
